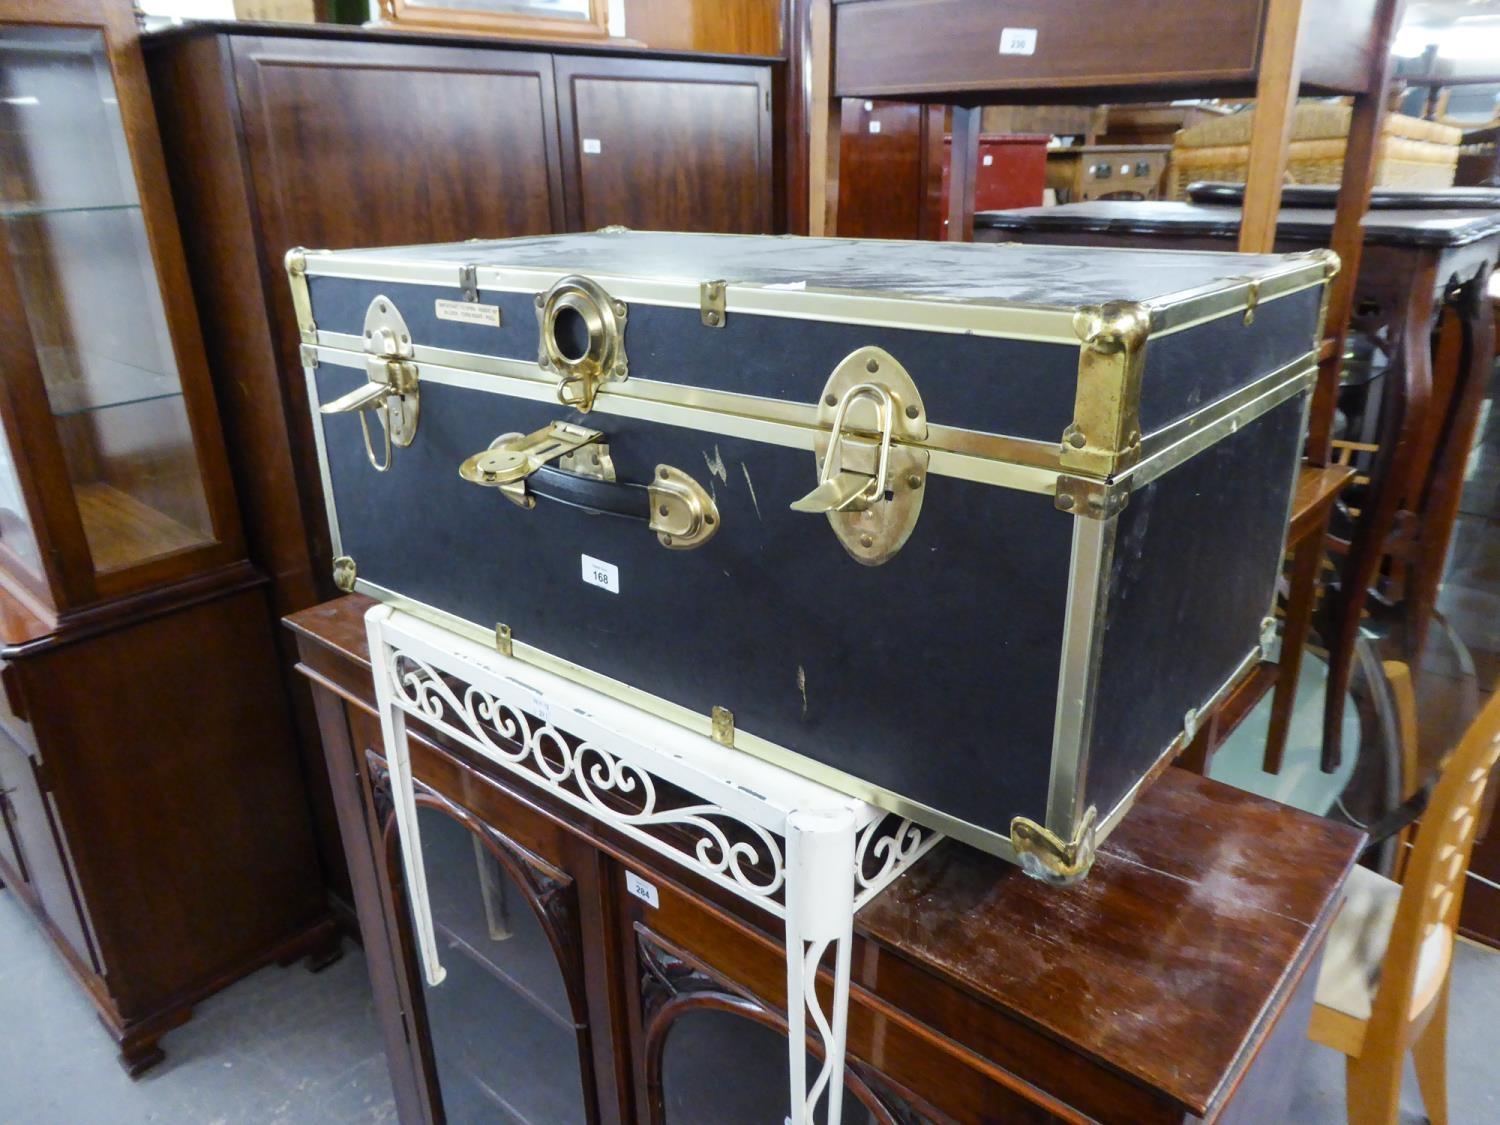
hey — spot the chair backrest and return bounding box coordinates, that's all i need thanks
[1371,689,1500,1025]
[1381,660,1422,882]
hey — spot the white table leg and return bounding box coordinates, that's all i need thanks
[784,807,857,1125]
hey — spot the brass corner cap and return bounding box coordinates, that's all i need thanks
[1071,301,1153,354]
[1299,246,1341,278]
[284,247,308,276]
[1010,806,1098,885]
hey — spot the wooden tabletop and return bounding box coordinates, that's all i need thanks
[857,769,1362,1115]
[286,592,1364,1119]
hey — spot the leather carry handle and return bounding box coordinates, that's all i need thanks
[459,422,721,550]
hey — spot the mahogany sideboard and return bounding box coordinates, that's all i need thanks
[289,593,1362,1124]
[142,21,782,912]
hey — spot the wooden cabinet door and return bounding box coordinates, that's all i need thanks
[231,37,566,254]
[554,56,773,233]
[0,727,97,972]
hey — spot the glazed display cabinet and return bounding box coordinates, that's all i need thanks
[0,0,333,1075]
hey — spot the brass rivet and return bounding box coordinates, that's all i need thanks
[378,302,387,313]
[662,535,674,545]
[907,474,922,489]
[860,533,874,548]
[1057,492,1076,510]
[705,514,715,525]
[658,504,669,516]
[824,394,837,407]
[534,294,544,307]
[400,333,409,343]
[706,311,721,325]
[591,454,600,465]
[905,405,919,419]
[866,358,879,372]
[659,467,670,479]
[1068,430,1087,448]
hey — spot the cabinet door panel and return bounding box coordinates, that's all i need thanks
[556,57,772,233]
[232,37,565,254]
[0,727,97,971]
[370,761,599,1123]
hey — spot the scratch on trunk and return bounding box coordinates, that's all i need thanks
[741,462,762,521]
[797,665,808,720]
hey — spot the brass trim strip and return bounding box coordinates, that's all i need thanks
[308,343,1062,496]
[302,357,345,560]
[348,577,1029,862]
[321,331,1066,473]
[1125,359,1316,489]
[1093,645,1263,841]
[1045,511,1116,835]
[301,243,1327,345]
[285,248,317,345]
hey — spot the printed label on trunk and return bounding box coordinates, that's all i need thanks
[434,298,501,327]
[582,554,619,594]
[999,27,1037,55]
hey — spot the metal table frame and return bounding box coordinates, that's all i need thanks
[364,604,942,1124]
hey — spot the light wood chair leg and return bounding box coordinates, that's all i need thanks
[1345,1047,1404,1125]
[1411,976,1451,1125]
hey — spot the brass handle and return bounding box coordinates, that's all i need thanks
[460,423,720,550]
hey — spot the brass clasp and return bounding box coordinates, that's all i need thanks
[319,295,420,473]
[791,347,928,566]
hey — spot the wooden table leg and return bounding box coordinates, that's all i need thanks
[946,104,980,242]
[1264,517,1329,773]
[808,0,839,236]
[1238,0,1304,253]
[1324,263,1438,769]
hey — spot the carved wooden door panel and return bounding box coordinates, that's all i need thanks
[371,759,599,1124]
[638,930,931,1125]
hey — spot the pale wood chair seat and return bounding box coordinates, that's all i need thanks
[1315,863,1451,1025]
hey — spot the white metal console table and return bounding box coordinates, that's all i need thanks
[365,605,943,1124]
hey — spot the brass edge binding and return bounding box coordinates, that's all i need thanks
[285,248,318,345]
[1061,301,1152,479]
[332,555,357,592]
[1054,475,1129,520]
[1010,806,1098,885]
[1302,247,1341,347]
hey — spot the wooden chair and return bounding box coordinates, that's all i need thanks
[1380,660,1421,884]
[1309,681,1500,1124]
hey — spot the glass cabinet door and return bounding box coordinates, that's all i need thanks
[0,26,212,578]
[386,794,595,1123]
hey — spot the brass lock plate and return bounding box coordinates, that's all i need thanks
[810,347,929,566]
[536,275,627,412]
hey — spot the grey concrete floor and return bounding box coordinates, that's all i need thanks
[3,884,1499,1123]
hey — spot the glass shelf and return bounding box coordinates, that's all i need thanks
[37,347,182,418]
[0,201,140,220]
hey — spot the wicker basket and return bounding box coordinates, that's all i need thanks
[1166,103,1461,199]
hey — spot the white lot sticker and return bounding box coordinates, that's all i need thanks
[434,298,500,327]
[582,554,619,593]
[582,137,602,154]
[625,871,659,908]
[868,120,881,134]
[999,27,1037,55]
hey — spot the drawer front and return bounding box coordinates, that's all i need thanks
[835,0,1263,98]
[0,726,99,973]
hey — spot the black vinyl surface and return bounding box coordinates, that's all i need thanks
[1082,393,1308,818]
[318,370,1072,838]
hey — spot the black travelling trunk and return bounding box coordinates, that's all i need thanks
[289,231,1331,880]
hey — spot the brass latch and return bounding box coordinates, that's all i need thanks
[459,421,603,508]
[319,295,420,473]
[791,346,928,565]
